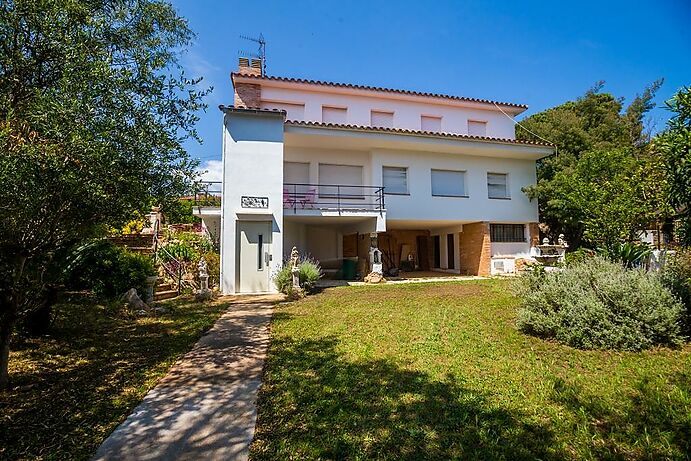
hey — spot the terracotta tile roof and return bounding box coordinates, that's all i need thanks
[232,73,528,111]
[284,119,553,147]
[218,104,286,115]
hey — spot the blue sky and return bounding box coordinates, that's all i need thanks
[170,0,691,178]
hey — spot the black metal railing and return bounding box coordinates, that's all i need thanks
[193,181,386,215]
[283,183,385,215]
[194,181,222,206]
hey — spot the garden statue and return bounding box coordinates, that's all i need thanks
[291,246,300,289]
[369,246,383,275]
[196,257,212,301]
[557,234,568,248]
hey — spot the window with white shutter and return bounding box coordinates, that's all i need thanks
[382,167,408,194]
[283,162,310,195]
[487,173,509,199]
[318,164,363,198]
[371,110,394,128]
[322,106,347,124]
[468,120,487,136]
[421,115,442,132]
[431,170,467,197]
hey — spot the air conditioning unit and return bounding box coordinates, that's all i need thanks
[491,257,516,275]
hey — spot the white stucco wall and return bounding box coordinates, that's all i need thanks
[260,86,517,139]
[372,149,538,223]
[491,242,532,258]
[220,110,285,294]
[284,147,373,186]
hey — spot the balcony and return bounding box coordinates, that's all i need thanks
[283,183,385,215]
[193,181,386,216]
[194,181,222,206]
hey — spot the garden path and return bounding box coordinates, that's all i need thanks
[92,294,281,461]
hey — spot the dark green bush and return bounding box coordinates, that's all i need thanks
[564,247,595,266]
[660,250,691,336]
[65,240,155,299]
[273,258,322,295]
[515,257,684,351]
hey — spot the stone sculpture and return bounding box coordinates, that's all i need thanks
[196,256,213,301]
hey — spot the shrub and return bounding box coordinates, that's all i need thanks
[159,241,199,262]
[515,257,684,351]
[564,247,595,266]
[660,250,691,336]
[65,240,156,299]
[273,257,322,295]
[598,241,652,268]
[175,231,215,253]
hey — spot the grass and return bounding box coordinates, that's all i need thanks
[0,294,229,461]
[250,279,691,461]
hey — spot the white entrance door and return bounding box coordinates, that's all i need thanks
[238,221,272,293]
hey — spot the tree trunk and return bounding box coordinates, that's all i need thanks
[0,313,14,390]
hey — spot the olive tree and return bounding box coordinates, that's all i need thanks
[0,0,208,388]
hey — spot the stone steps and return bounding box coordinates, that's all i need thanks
[156,283,174,292]
[154,290,178,301]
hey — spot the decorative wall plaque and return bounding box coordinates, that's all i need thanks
[241,196,269,208]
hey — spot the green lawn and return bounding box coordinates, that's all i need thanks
[0,295,228,461]
[250,280,691,461]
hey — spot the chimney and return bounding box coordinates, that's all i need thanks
[238,56,262,76]
[234,57,262,108]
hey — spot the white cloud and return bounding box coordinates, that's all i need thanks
[198,159,223,183]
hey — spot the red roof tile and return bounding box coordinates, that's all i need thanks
[232,73,528,111]
[284,119,553,147]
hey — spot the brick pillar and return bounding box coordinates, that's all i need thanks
[528,222,540,247]
[458,222,491,276]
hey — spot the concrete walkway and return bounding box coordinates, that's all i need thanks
[93,295,280,461]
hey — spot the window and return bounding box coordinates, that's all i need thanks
[257,234,264,270]
[318,164,363,198]
[421,115,442,132]
[261,101,305,120]
[431,169,466,197]
[283,162,309,184]
[487,172,509,199]
[468,120,487,136]
[371,110,394,128]
[382,167,408,194]
[322,106,347,124]
[490,224,525,243]
[283,162,310,196]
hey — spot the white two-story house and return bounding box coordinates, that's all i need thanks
[196,58,553,294]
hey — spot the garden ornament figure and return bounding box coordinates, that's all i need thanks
[557,234,568,248]
[196,257,212,301]
[291,246,300,289]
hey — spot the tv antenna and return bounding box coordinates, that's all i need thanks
[239,33,266,76]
